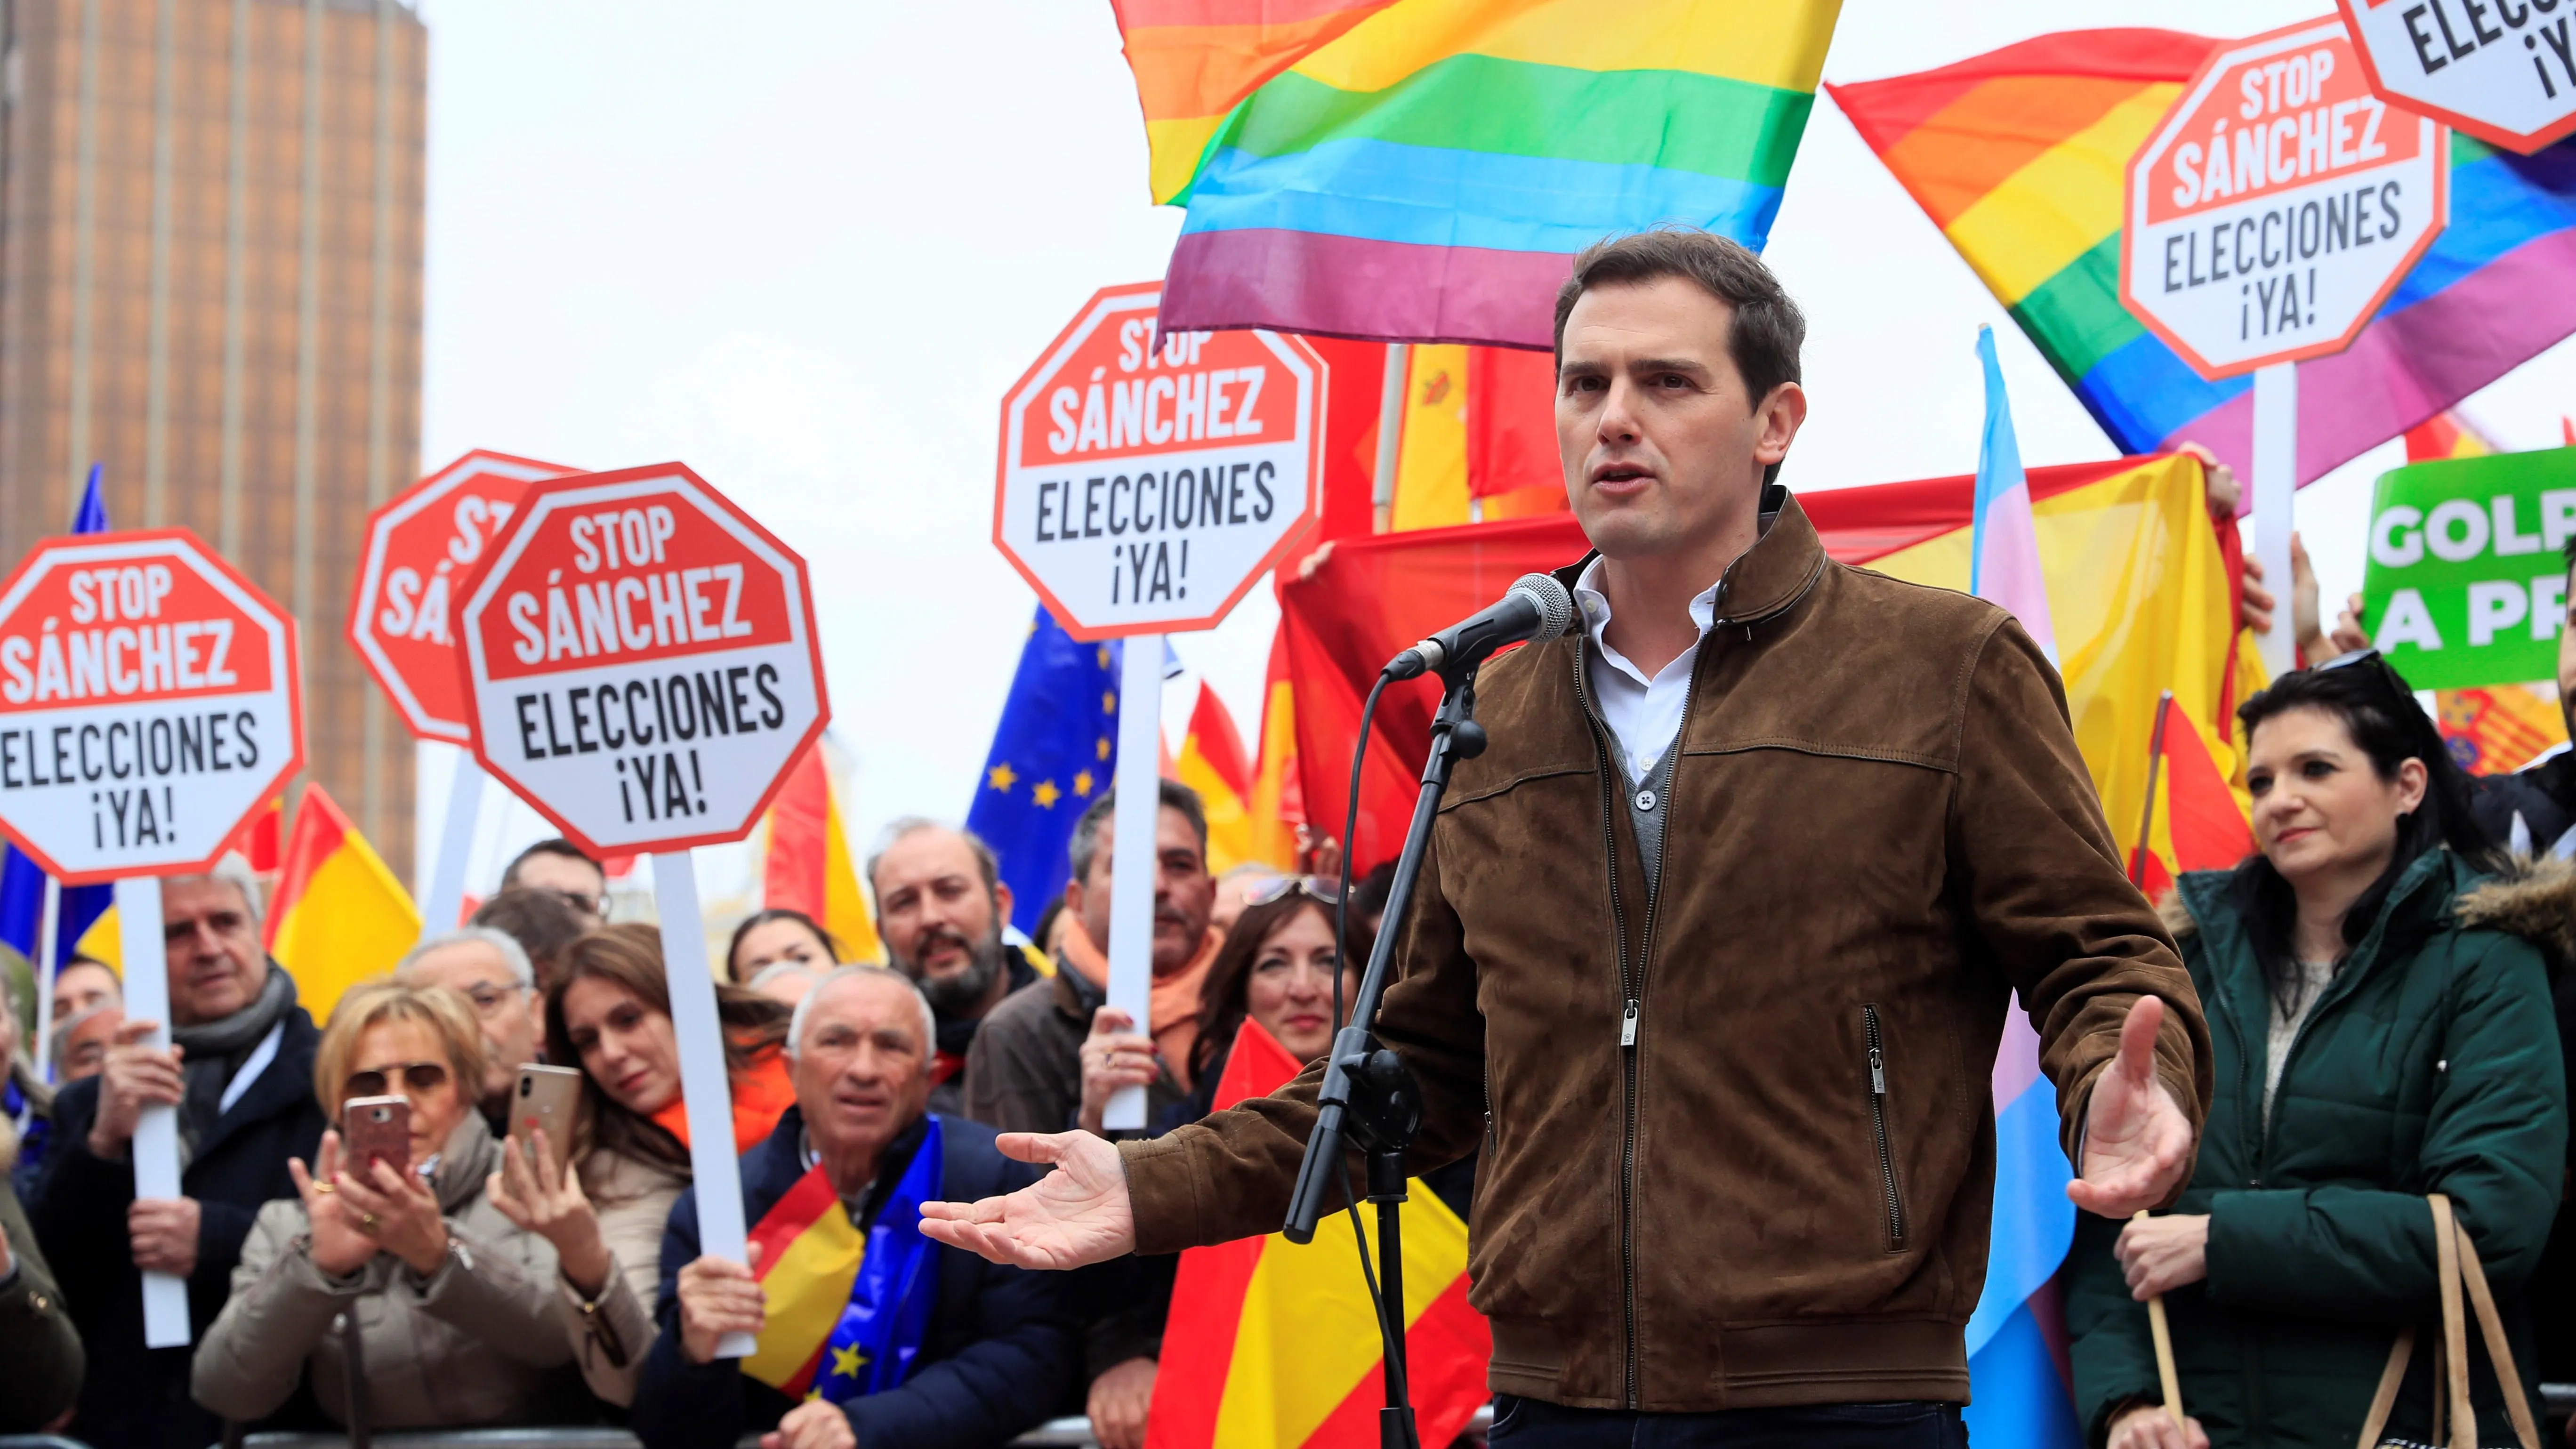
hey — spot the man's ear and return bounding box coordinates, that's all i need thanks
[992,880,1015,928]
[1753,381,1808,468]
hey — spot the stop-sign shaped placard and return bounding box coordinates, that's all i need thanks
[2339,0,2576,155]
[0,530,302,883]
[995,282,1324,640]
[2123,18,2448,379]
[350,450,579,743]
[456,464,828,858]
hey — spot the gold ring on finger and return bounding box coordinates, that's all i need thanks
[360,1211,379,1232]
[313,1181,335,1194]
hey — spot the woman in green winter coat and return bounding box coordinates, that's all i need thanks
[2068,655,2568,1449]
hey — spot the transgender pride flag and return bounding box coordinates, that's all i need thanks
[1962,327,2083,1447]
[1970,326,2059,662]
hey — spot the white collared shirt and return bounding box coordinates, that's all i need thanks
[1572,557,1718,783]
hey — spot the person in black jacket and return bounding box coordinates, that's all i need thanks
[30,863,327,1449]
[635,964,1072,1449]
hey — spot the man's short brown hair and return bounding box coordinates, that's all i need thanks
[1553,227,1807,407]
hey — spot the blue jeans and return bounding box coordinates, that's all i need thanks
[1485,1395,1970,1448]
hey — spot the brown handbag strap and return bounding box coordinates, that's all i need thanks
[2351,1194,2539,1449]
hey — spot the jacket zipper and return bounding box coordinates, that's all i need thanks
[1570,649,1642,1409]
[1862,1004,1907,1248]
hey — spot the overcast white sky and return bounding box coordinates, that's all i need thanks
[409,0,2576,890]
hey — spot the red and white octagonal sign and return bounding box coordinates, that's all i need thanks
[350,450,579,743]
[995,282,1325,640]
[2339,0,2576,155]
[456,464,829,858]
[2123,18,2448,379]
[0,530,302,883]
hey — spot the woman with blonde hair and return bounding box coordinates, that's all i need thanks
[192,980,578,1429]
[486,925,794,1405]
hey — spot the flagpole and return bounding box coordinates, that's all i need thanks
[2252,363,2298,679]
[1372,344,1409,534]
[31,877,59,1082]
[2130,692,2174,888]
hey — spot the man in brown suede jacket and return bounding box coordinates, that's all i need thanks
[925,229,2214,1447]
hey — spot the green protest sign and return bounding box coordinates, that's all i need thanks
[2361,448,2576,690]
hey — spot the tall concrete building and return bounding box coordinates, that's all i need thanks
[0,0,427,877]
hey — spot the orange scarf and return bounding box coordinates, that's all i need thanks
[1058,915,1221,1090]
[650,1045,798,1153]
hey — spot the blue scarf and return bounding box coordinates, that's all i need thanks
[810,1114,945,1402]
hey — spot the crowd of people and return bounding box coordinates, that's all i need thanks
[0,785,1403,1449]
[8,505,2576,1449]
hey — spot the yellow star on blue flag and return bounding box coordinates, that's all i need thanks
[967,605,1127,934]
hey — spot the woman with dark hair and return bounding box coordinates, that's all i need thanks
[723,908,839,1004]
[483,924,796,1406]
[2068,654,2569,1449]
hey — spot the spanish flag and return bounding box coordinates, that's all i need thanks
[1175,683,1288,877]
[2404,410,2496,463]
[266,785,422,1022]
[2129,694,2257,896]
[2438,685,2568,777]
[1243,628,1302,872]
[743,1117,945,1400]
[761,740,883,964]
[1144,1020,1489,1449]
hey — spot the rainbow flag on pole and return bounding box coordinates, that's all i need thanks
[1828,32,2576,486]
[1141,0,1843,348]
[1112,0,1399,206]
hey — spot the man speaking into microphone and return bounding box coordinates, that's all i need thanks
[925,229,2211,1446]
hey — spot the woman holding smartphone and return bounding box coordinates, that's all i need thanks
[192,980,576,1429]
[491,926,793,1406]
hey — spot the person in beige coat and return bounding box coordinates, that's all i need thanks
[192,980,577,1430]
[486,927,701,1406]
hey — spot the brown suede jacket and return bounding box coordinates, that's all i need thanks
[1118,487,2212,1413]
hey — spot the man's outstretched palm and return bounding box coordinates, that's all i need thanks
[2068,995,2196,1218]
[920,1130,1136,1270]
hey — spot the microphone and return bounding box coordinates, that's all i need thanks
[1385,573,1577,680]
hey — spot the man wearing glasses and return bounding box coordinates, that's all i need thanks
[28,858,326,1449]
[397,927,544,1131]
[501,837,611,927]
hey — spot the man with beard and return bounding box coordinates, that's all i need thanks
[869,819,1044,1117]
[962,783,1218,1136]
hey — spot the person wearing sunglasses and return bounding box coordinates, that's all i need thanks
[193,980,577,1432]
[2066,654,2569,1449]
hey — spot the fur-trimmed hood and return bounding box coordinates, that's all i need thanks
[2455,853,2576,976]
[2158,852,2576,975]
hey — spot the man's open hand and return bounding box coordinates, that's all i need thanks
[2068,996,2195,1217]
[918,1130,1135,1270]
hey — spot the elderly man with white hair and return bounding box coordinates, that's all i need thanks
[633,965,1074,1449]
[29,857,329,1449]
[397,926,543,1130]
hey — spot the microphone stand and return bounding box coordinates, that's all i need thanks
[1284,663,1487,1449]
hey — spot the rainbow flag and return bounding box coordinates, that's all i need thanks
[1152,0,1843,348]
[1143,1018,1488,1449]
[761,740,883,964]
[2404,409,2497,462]
[266,785,422,1022]
[1829,32,2576,486]
[1113,0,1400,206]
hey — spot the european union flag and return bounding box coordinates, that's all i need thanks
[967,606,1123,934]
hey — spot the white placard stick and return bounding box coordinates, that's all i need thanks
[32,877,58,1081]
[1102,634,1166,1132]
[2253,362,2299,681]
[652,850,755,1360]
[419,757,485,939]
[117,875,190,1348]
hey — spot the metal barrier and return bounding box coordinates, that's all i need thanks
[0,1437,95,1449]
[220,1404,1496,1449]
